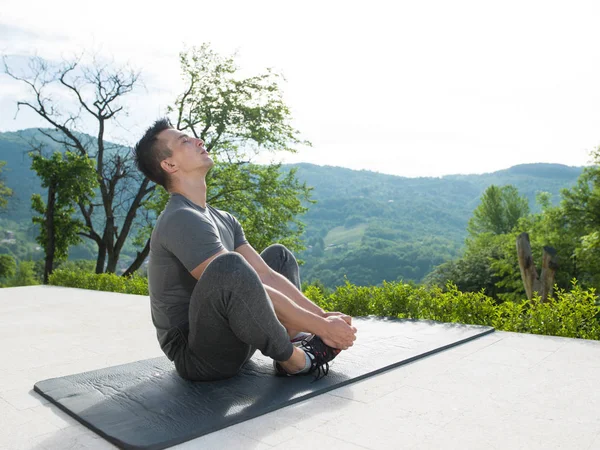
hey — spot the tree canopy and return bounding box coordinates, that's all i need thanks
[427,156,600,301]
[4,54,148,275]
[0,161,12,209]
[467,185,530,236]
[31,151,98,283]
[133,44,313,267]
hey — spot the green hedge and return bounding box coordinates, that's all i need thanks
[48,269,148,295]
[48,269,600,340]
[305,280,600,340]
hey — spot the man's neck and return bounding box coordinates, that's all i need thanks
[170,177,208,209]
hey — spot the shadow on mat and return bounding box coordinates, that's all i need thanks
[34,356,352,449]
[32,319,494,449]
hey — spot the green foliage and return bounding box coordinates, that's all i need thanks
[506,152,600,295]
[301,279,332,297]
[294,163,580,290]
[0,254,16,279]
[304,280,600,340]
[31,190,86,257]
[494,282,600,339]
[56,259,97,273]
[172,43,307,153]
[2,261,40,287]
[174,44,313,253]
[49,269,148,295]
[30,151,98,282]
[0,161,13,209]
[45,264,600,341]
[559,150,600,287]
[0,125,589,290]
[138,44,313,254]
[467,185,530,236]
[208,164,312,253]
[324,224,368,246]
[305,226,461,289]
[429,155,600,301]
[424,232,509,298]
[6,55,144,275]
[310,280,497,325]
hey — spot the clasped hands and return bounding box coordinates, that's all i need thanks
[320,310,357,350]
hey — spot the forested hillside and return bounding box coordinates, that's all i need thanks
[0,130,585,287]
[288,163,584,288]
[0,130,124,262]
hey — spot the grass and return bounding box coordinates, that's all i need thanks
[324,223,368,247]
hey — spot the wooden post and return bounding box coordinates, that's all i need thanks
[516,232,538,300]
[516,232,558,302]
[539,246,559,302]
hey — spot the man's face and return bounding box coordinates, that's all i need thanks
[158,129,213,175]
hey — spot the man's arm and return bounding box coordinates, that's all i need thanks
[235,244,325,316]
[186,245,354,349]
[189,249,228,280]
[263,284,325,337]
[263,284,355,350]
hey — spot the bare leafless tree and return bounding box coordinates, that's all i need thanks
[4,54,155,274]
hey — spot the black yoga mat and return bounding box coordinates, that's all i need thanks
[34,318,494,450]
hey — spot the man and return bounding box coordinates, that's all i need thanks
[133,119,357,381]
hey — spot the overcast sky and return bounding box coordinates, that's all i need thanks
[1,0,599,177]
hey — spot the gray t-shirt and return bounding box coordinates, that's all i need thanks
[147,193,248,358]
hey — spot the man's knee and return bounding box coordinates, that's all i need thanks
[205,251,249,275]
[261,244,292,263]
[194,251,261,302]
[201,252,264,291]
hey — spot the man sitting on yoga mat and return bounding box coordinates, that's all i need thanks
[133,119,357,382]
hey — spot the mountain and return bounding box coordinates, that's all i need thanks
[0,129,128,262]
[0,129,124,221]
[286,162,584,287]
[0,129,586,286]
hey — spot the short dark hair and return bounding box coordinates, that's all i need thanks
[133,118,173,188]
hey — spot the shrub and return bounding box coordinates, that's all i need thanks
[48,270,148,295]
[0,254,16,279]
[47,268,600,341]
[305,279,600,340]
[2,261,40,287]
[493,282,600,340]
[417,283,497,326]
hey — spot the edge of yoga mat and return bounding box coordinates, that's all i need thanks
[33,319,495,450]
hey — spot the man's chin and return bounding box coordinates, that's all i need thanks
[204,159,215,172]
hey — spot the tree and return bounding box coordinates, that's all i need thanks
[4,55,151,274]
[438,161,600,302]
[424,232,513,299]
[0,161,12,209]
[30,151,98,283]
[467,185,530,236]
[559,148,600,288]
[0,254,16,281]
[125,44,312,274]
[428,185,531,301]
[207,164,311,252]
[508,195,577,292]
[4,261,39,287]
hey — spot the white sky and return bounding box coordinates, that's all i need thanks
[1,0,599,177]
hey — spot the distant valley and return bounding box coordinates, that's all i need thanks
[0,129,585,287]
[289,162,583,287]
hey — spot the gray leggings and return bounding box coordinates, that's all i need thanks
[172,244,298,381]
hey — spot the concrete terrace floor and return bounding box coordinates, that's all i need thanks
[1,286,600,450]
